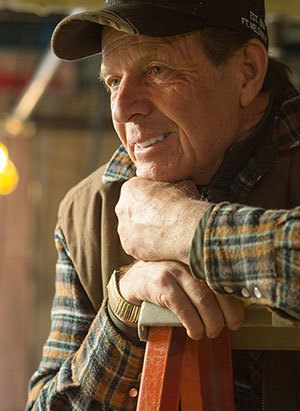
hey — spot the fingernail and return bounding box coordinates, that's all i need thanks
[188,331,203,340]
[208,332,219,339]
[230,322,243,331]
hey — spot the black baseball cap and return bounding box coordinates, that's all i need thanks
[52,0,268,61]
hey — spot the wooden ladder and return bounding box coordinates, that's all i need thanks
[137,322,235,410]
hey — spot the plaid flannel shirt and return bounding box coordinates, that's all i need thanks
[26,230,144,411]
[27,87,300,410]
[191,203,300,320]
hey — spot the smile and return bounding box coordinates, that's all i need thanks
[136,133,169,149]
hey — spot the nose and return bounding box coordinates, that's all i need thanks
[111,76,152,124]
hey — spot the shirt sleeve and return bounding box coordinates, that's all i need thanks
[26,227,145,411]
[190,203,300,321]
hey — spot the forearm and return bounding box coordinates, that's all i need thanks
[174,199,212,265]
[191,203,300,320]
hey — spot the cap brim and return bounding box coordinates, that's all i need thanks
[52,5,209,61]
[51,10,135,61]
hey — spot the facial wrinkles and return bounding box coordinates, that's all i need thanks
[102,29,230,177]
[102,34,168,73]
[173,70,232,177]
[102,30,202,134]
[162,52,217,160]
[102,29,207,80]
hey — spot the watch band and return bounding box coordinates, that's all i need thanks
[107,269,141,326]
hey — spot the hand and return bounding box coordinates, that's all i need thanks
[116,177,210,264]
[119,260,244,340]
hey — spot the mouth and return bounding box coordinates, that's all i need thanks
[136,133,170,149]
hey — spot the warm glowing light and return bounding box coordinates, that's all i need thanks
[4,117,24,137]
[0,142,9,173]
[0,160,19,195]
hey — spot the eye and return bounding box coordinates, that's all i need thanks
[149,65,164,76]
[148,64,172,83]
[110,78,121,87]
[105,77,121,91]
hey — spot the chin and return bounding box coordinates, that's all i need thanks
[136,165,188,183]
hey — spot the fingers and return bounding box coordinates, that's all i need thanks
[171,271,225,339]
[146,262,225,340]
[215,294,245,330]
[152,271,205,340]
[118,260,240,341]
[119,261,207,340]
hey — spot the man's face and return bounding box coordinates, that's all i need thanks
[101,28,244,183]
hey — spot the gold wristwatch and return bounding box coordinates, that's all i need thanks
[107,269,141,326]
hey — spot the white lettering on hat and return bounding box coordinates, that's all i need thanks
[250,11,258,24]
[241,10,267,44]
[259,18,266,30]
[241,17,250,29]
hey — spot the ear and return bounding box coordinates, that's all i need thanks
[239,39,268,108]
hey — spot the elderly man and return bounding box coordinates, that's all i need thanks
[27,1,300,410]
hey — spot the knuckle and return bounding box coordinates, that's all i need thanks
[122,243,131,254]
[115,200,124,216]
[176,304,192,320]
[116,222,121,235]
[154,270,174,289]
[157,288,177,308]
[119,237,134,257]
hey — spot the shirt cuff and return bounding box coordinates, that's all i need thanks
[189,204,215,280]
[107,302,146,348]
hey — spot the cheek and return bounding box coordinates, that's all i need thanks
[161,84,211,129]
[112,121,137,162]
[112,120,126,145]
[179,131,206,165]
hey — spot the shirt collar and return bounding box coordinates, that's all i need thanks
[273,85,300,150]
[102,144,135,184]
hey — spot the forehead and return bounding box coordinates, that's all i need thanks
[101,27,200,70]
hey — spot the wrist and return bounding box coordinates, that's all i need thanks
[118,262,144,306]
[107,269,141,326]
[176,199,212,264]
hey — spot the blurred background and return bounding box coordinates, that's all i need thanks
[0,1,299,410]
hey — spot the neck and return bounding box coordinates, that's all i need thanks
[236,92,270,143]
[193,92,271,186]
